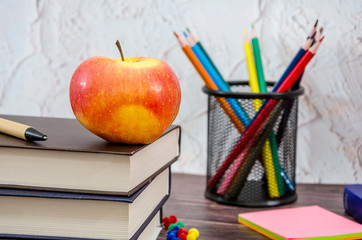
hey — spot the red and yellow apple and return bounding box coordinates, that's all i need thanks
[69,56,181,144]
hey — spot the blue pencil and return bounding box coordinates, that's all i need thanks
[271,49,306,92]
[272,24,318,92]
[184,32,251,126]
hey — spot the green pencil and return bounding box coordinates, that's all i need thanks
[251,25,285,196]
[251,25,267,93]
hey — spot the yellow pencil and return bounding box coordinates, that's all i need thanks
[243,29,279,198]
[243,29,262,111]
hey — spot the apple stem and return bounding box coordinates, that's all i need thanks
[115,40,125,61]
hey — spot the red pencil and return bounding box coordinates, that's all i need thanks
[277,36,324,92]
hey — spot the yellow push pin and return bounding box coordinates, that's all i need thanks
[186,233,196,240]
[188,228,199,238]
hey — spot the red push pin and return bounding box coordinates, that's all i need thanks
[177,227,188,236]
[169,215,177,224]
[162,217,171,229]
[178,232,187,240]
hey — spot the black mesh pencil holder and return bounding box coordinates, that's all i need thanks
[203,81,304,207]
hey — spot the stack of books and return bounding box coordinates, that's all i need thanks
[0,114,181,240]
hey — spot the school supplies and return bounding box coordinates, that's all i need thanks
[184,32,251,127]
[238,205,362,240]
[175,21,324,206]
[216,100,285,197]
[209,35,323,192]
[272,22,318,92]
[251,25,267,93]
[0,114,181,239]
[186,28,224,81]
[0,117,47,141]
[243,29,262,110]
[0,115,180,195]
[174,32,246,133]
[250,28,286,195]
[244,28,282,198]
[0,169,169,240]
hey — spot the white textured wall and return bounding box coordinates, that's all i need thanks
[1,0,361,184]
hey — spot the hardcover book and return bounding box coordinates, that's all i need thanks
[344,184,362,224]
[0,114,181,195]
[0,168,170,240]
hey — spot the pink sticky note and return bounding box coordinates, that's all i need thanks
[238,205,362,239]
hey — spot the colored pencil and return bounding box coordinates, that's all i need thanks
[277,36,323,91]
[208,97,280,189]
[207,35,324,190]
[216,100,285,196]
[226,100,286,198]
[271,35,315,92]
[277,26,322,147]
[251,25,267,93]
[292,20,319,90]
[186,28,224,81]
[184,32,251,127]
[184,31,230,91]
[181,30,267,193]
[174,32,245,133]
[185,30,272,194]
[252,26,286,196]
[273,24,321,192]
[308,19,318,39]
[243,29,262,111]
[271,40,313,92]
[243,28,281,198]
[250,25,286,195]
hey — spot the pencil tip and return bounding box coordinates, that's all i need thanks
[319,27,324,34]
[173,32,179,38]
[43,135,48,140]
[186,27,191,33]
[183,31,188,38]
[311,30,317,39]
[251,24,254,29]
[319,35,325,42]
[314,19,319,28]
[243,29,247,35]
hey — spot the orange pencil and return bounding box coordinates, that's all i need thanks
[174,32,245,133]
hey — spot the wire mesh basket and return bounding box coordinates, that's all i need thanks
[203,81,304,207]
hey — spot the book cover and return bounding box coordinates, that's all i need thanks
[344,184,362,224]
[238,205,362,240]
[0,168,170,240]
[0,114,181,195]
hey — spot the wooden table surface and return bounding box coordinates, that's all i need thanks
[157,173,352,240]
